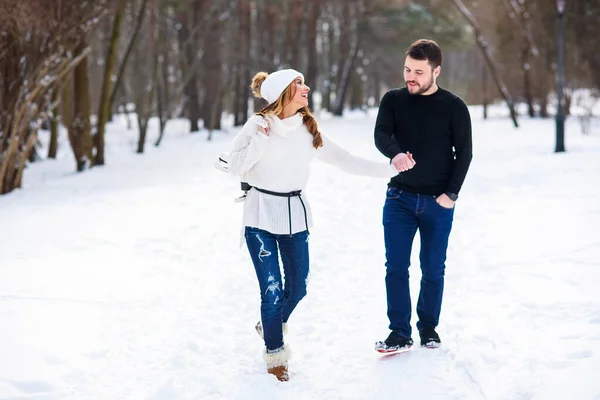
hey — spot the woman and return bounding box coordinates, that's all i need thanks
[223,69,415,381]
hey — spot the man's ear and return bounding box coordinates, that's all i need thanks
[434,66,441,79]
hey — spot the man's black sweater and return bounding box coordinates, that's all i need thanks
[374,87,473,196]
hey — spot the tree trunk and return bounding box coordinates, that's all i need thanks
[349,66,363,110]
[502,0,537,118]
[48,88,59,158]
[96,0,127,166]
[154,76,167,146]
[334,1,351,109]
[264,1,279,70]
[185,79,201,132]
[539,93,549,118]
[109,0,148,119]
[15,129,39,187]
[178,9,201,132]
[207,81,229,141]
[240,0,251,123]
[234,0,251,126]
[452,0,519,128]
[483,64,488,120]
[136,0,159,153]
[61,77,74,138]
[321,16,335,112]
[201,7,222,131]
[233,66,242,126]
[137,117,149,153]
[564,90,572,117]
[286,0,304,69]
[332,38,360,116]
[305,0,320,109]
[373,66,381,107]
[155,0,169,147]
[251,0,279,113]
[69,43,95,171]
[523,46,534,118]
[27,128,41,163]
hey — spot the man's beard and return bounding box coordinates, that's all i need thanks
[406,75,434,95]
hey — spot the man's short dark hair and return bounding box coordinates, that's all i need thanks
[406,39,443,69]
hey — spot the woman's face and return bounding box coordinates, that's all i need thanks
[289,77,310,109]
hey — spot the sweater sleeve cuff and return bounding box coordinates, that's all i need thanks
[388,163,399,177]
[446,184,461,194]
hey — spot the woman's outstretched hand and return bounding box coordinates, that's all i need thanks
[392,151,416,172]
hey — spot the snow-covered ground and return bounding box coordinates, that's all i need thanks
[1,106,599,400]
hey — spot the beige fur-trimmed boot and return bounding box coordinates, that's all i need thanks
[263,345,291,382]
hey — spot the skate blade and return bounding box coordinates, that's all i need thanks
[255,321,264,339]
[375,345,413,355]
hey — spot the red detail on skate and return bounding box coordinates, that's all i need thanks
[376,346,412,355]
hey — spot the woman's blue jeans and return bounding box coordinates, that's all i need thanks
[245,227,309,351]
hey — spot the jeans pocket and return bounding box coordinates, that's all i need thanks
[386,187,403,200]
[432,196,454,210]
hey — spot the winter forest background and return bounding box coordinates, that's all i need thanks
[1,1,600,398]
[0,0,599,194]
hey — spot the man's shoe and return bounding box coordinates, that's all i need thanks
[419,327,441,348]
[375,331,414,354]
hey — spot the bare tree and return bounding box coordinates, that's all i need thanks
[232,0,252,126]
[305,0,320,108]
[154,0,171,146]
[177,3,202,132]
[109,0,149,117]
[332,1,362,116]
[95,0,128,165]
[452,0,519,127]
[68,41,96,170]
[0,0,111,194]
[498,0,539,117]
[48,87,60,158]
[132,0,159,153]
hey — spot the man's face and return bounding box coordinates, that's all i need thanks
[404,56,440,95]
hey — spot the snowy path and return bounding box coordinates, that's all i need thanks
[1,111,599,399]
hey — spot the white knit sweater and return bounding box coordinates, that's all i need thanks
[227,113,398,238]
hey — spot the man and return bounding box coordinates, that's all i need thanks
[374,39,473,352]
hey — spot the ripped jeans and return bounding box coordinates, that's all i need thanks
[245,227,309,351]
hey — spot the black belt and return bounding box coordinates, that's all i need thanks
[254,187,309,236]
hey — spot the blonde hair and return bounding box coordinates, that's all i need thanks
[250,71,323,149]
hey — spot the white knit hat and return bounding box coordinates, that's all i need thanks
[260,69,304,104]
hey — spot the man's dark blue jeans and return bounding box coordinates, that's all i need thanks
[382,186,454,339]
[245,226,309,351]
